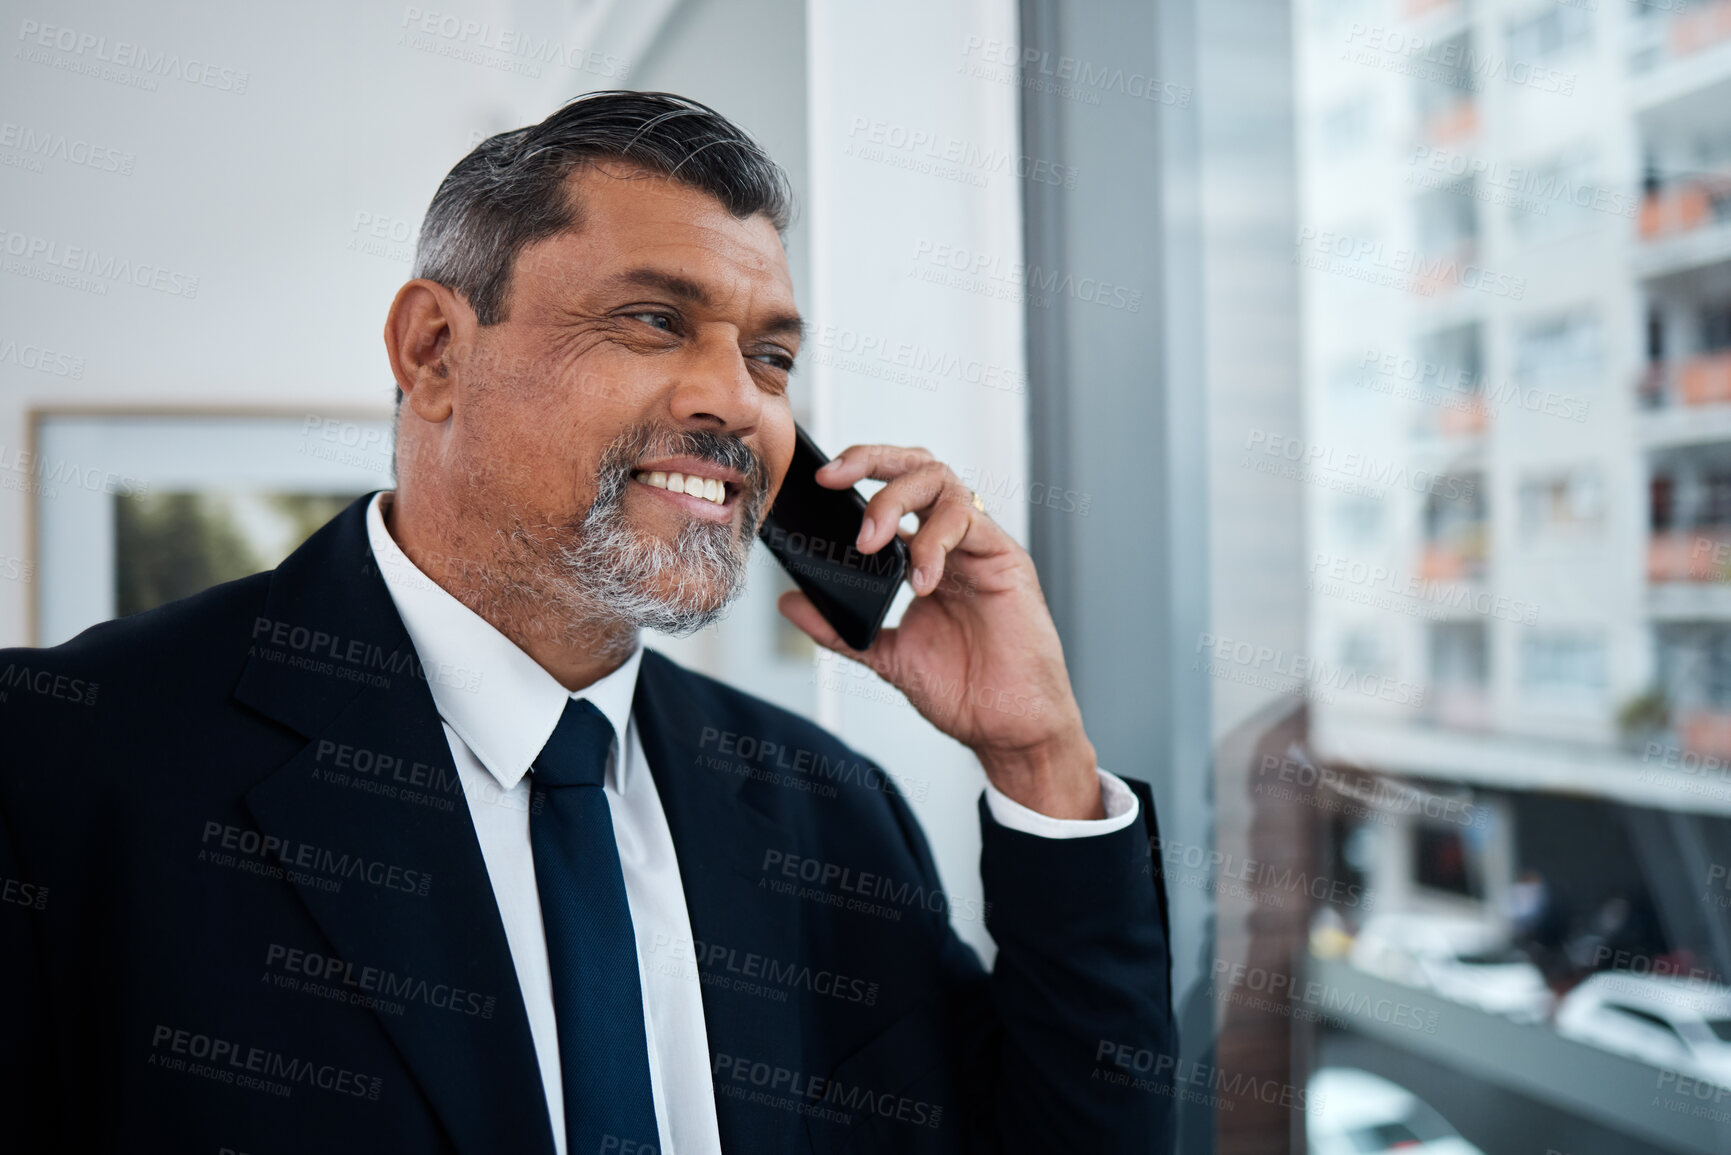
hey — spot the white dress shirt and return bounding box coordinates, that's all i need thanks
[363,492,1138,1154]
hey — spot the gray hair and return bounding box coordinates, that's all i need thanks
[412,90,794,326]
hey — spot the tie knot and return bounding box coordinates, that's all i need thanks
[533,698,613,789]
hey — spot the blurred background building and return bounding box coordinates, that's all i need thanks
[8,0,1731,1152]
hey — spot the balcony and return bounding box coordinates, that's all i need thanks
[1631,0,1731,78]
[1436,392,1488,436]
[1680,351,1731,404]
[1638,352,1731,410]
[1640,176,1731,242]
[1418,541,1486,583]
[1678,708,1731,760]
[1410,242,1480,299]
[1671,0,1731,61]
[1648,527,1731,582]
[1426,686,1494,731]
[1422,97,1478,148]
[1419,500,1487,584]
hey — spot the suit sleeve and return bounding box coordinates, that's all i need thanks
[881,776,1177,1151]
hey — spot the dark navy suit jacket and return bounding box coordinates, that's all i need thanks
[0,497,1176,1153]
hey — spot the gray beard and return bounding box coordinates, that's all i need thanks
[516,425,770,639]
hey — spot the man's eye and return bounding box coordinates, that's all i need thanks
[628,312,675,332]
[752,352,795,371]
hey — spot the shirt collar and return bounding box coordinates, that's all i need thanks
[364,492,642,793]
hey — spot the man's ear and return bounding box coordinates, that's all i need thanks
[384,279,475,424]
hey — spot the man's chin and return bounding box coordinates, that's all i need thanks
[540,495,753,634]
[632,570,739,626]
[567,546,746,635]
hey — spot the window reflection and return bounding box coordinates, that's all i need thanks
[1278,0,1731,1149]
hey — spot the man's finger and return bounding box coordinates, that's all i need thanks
[857,465,950,553]
[906,502,974,594]
[816,444,934,489]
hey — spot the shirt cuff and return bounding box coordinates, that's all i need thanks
[982,768,1141,840]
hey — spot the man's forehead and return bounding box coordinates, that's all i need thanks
[501,165,795,325]
[554,162,791,281]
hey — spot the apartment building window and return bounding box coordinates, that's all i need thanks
[1421,474,1488,580]
[1509,148,1605,242]
[1520,631,1608,701]
[1416,181,1479,254]
[1649,445,1731,530]
[1414,823,1481,899]
[1518,468,1605,536]
[1429,620,1490,689]
[1418,322,1483,391]
[1702,298,1731,352]
[1657,624,1731,713]
[1513,307,1602,389]
[1505,4,1594,65]
[1414,32,1478,143]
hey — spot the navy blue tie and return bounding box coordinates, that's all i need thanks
[530,698,658,1154]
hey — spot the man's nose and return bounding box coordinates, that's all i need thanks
[667,328,764,435]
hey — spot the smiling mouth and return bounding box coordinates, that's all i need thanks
[632,469,735,507]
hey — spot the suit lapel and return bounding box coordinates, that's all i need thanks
[234,497,554,1155]
[633,652,810,1152]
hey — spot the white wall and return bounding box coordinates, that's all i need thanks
[804,0,1027,958]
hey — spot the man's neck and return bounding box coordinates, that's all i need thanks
[383,490,638,693]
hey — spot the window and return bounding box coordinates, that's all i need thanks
[1414,33,1477,128]
[1520,631,1607,697]
[1702,299,1731,353]
[1514,308,1603,389]
[1430,621,1490,688]
[1509,149,1607,242]
[1518,469,1604,535]
[1656,624,1731,711]
[1415,823,1480,898]
[1506,5,1594,64]
[1419,323,1484,393]
[1416,182,1478,253]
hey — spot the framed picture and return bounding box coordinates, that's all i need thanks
[30,409,394,646]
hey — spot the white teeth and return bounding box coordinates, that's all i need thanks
[635,469,728,505]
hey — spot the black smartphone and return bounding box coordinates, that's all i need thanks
[758,425,909,651]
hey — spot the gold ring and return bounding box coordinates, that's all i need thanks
[969,490,985,513]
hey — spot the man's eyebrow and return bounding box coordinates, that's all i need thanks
[760,311,806,342]
[607,267,717,309]
[605,267,805,342]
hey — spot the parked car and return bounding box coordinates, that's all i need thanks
[1348,912,1554,1022]
[1554,972,1731,1086]
[1307,1067,1484,1155]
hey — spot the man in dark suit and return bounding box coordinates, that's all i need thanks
[0,92,1175,1153]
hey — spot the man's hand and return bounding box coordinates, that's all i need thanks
[776,445,1103,820]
